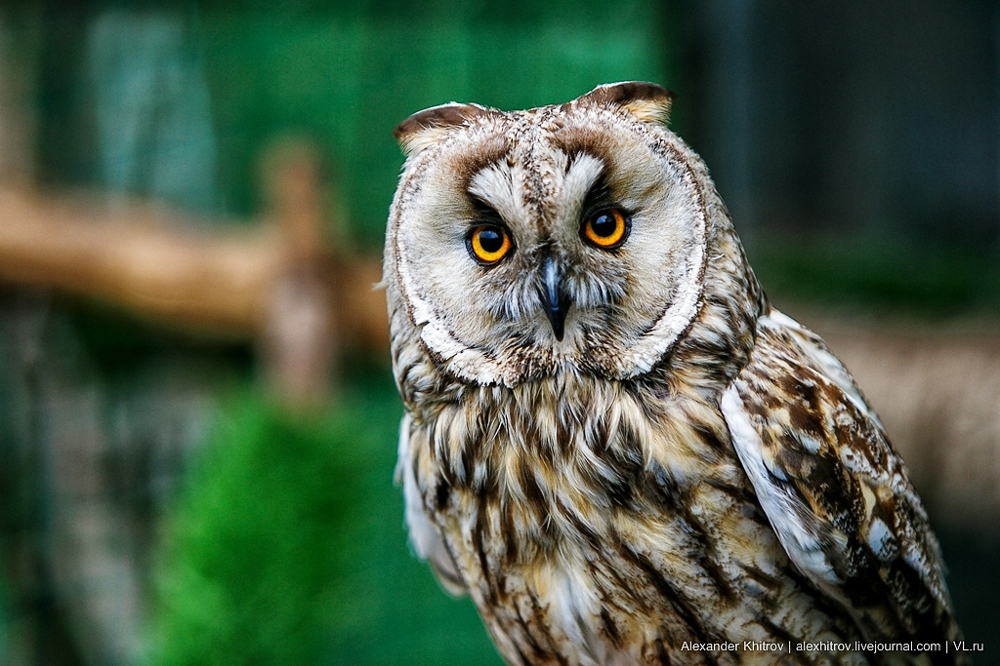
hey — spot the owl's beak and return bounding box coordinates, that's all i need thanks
[540,257,569,341]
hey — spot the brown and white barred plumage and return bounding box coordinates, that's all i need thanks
[384,83,964,665]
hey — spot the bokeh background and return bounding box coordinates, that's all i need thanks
[0,1,997,664]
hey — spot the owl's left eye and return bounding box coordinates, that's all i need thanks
[467,225,513,265]
[582,208,630,249]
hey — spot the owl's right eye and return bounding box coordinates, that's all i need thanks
[582,208,630,249]
[467,225,513,265]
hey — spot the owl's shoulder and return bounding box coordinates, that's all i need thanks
[720,308,961,643]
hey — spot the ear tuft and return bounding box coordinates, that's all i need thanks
[394,103,501,157]
[578,82,676,124]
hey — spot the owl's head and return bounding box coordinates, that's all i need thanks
[385,82,755,388]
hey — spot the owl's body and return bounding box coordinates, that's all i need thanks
[385,83,964,665]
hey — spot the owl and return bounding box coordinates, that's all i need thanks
[383,82,965,666]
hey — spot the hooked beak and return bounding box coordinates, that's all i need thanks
[539,257,569,341]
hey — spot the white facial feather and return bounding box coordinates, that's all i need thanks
[468,163,524,229]
[560,153,605,213]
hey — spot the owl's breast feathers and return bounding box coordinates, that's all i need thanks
[397,309,964,665]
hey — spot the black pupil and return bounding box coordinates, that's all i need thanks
[478,228,504,253]
[591,212,619,237]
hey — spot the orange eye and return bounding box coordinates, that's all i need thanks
[582,208,630,249]
[467,225,513,265]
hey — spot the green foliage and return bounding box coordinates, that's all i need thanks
[151,395,364,665]
[151,375,502,666]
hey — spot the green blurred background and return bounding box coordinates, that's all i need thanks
[0,1,997,664]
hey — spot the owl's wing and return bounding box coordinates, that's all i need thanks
[720,309,959,642]
[395,414,468,596]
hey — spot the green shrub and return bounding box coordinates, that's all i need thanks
[150,381,501,666]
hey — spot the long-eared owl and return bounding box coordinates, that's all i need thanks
[383,82,965,666]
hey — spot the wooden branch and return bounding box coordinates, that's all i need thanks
[0,189,278,334]
[0,187,388,348]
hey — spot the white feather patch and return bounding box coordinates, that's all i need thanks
[721,385,843,587]
[867,518,893,560]
[468,163,525,225]
[560,153,605,205]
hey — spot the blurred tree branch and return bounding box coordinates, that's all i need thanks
[0,189,281,333]
[0,187,387,347]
